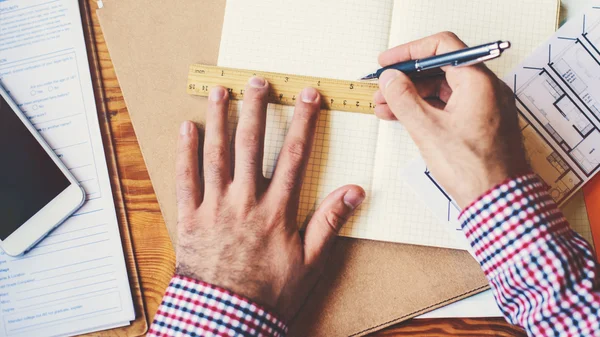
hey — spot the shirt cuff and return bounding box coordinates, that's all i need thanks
[148,275,288,337]
[459,173,569,277]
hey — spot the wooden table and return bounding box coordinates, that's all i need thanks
[85,4,526,337]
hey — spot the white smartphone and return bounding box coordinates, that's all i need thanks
[0,85,85,256]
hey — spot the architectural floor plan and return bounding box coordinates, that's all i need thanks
[512,10,600,204]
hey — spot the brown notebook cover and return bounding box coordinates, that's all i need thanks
[96,1,489,335]
[79,0,148,335]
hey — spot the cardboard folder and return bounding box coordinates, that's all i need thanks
[96,1,489,335]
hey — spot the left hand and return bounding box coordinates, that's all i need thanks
[174,78,365,321]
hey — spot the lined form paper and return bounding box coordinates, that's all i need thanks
[0,1,134,336]
[218,0,563,249]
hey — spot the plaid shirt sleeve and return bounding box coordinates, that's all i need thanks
[460,173,600,337]
[147,275,288,337]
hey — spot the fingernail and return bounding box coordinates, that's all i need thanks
[209,86,225,102]
[248,76,267,88]
[180,121,193,136]
[378,69,401,90]
[343,189,365,209]
[301,87,319,103]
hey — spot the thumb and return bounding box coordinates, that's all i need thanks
[379,69,430,129]
[303,185,365,267]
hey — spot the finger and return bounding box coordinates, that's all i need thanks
[413,76,452,103]
[378,31,490,85]
[303,185,365,267]
[176,121,202,218]
[234,77,269,188]
[374,89,386,104]
[379,69,433,130]
[377,76,450,105]
[378,31,468,67]
[269,87,320,202]
[424,97,447,110]
[374,104,397,121]
[203,86,231,192]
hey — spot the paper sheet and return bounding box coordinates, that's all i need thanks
[389,0,560,75]
[218,0,561,249]
[505,7,600,244]
[0,1,134,336]
[218,0,393,80]
[509,18,600,200]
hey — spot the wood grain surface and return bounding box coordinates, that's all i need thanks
[85,2,526,336]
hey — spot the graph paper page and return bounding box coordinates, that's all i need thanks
[374,0,563,248]
[219,0,392,80]
[218,0,392,241]
[388,0,560,75]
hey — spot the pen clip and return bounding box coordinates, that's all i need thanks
[455,49,501,67]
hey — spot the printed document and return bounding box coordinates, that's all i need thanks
[0,0,134,336]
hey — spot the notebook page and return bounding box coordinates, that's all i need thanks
[218,0,391,238]
[388,0,560,75]
[0,1,134,336]
[218,0,393,80]
[365,0,561,248]
[367,122,467,248]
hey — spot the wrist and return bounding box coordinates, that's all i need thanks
[459,171,538,219]
[150,274,288,337]
[454,160,531,209]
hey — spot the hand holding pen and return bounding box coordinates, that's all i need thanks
[372,32,528,207]
[361,40,510,80]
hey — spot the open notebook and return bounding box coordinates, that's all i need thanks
[219,0,565,249]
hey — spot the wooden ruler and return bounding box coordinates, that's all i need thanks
[187,64,379,114]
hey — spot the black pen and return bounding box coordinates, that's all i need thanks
[360,40,511,80]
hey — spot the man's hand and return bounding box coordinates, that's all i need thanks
[374,32,530,208]
[174,77,365,321]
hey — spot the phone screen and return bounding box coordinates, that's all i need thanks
[0,93,71,240]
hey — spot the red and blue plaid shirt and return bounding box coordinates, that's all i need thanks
[148,174,600,337]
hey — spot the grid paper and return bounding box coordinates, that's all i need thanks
[379,0,565,248]
[389,0,559,77]
[217,0,585,249]
[218,0,393,81]
[228,101,379,231]
[369,122,466,248]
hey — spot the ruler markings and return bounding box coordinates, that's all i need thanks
[187,64,379,114]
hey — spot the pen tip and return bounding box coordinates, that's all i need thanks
[360,73,377,81]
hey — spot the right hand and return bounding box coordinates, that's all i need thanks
[374,32,530,208]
